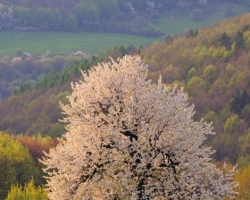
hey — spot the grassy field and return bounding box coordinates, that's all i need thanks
[0,31,162,56]
[154,17,220,35]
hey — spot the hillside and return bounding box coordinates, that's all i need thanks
[1,13,250,167]
[0,47,138,136]
[2,13,250,199]
[0,55,78,99]
[142,13,250,165]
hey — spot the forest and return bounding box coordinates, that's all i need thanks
[0,0,249,37]
[2,2,250,199]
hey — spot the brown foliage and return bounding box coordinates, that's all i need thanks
[12,134,58,162]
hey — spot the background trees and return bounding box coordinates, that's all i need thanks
[64,14,78,31]
[0,0,166,36]
[13,7,32,27]
[72,2,100,28]
[41,55,237,199]
[0,0,248,36]
[33,8,61,31]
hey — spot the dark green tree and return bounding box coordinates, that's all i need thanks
[13,7,32,26]
[218,32,231,49]
[33,8,61,30]
[64,14,78,31]
[231,89,249,115]
[72,2,100,27]
[234,31,244,49]
[95,0,119,20]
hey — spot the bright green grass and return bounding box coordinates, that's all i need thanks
[153,11,226,35]
[154,17,220,35]
[0,31,162,56]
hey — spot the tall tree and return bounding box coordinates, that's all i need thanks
[72,2,100,27]
[64,14,78,31]
[42,55,237,199]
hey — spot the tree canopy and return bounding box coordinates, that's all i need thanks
[6,179,49,200]
[142,13,250,164]
[41,55,237,199]
[0,132,42,199]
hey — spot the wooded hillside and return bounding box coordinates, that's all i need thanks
[2,14,250,165]
[0,47,138,137]
[142,13,250,165]
[2,12,250,199]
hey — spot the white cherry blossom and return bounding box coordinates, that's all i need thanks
[41,55,237,200]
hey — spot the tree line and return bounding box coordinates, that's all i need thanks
[0,0,249,36]
[0,1,165,36]
[1,0,249,11]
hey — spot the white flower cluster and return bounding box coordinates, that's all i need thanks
[41,55,237,199]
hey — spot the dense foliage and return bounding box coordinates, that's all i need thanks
[0,1,249,36]
[12,134,58,162]
[142,13,250,165]
[0,132,43,199]
[0,0,166,36]
[0,55,77,99]
[41,55,237,199]
[6,179,49,200]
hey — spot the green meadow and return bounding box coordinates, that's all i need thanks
[154,16,220,35]
[0,31,162,56]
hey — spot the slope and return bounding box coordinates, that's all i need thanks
[1,14,250,166]
[142,13,250,165]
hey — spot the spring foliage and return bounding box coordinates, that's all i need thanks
[0,132,41,199]
[41,55,237,199]
[5,179,49,200]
